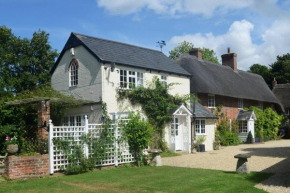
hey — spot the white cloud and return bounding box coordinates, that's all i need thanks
[167,19,290,70]
[96,0,252,17]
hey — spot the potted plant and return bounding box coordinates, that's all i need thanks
[5,136,18,155]
[197,135,206,152]
[246,131,254,144]
[191,140,199,154]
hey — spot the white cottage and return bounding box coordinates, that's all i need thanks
[236,110,257,142]
[51,32,194,152]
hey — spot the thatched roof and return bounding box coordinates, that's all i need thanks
[176,54,282,110]
[273,83,290,109]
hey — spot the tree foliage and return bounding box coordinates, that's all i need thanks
[247,106,283,140]
[0,26,58,95]
[248,53,290,88]
[123,112,153,167]
[169,41,219,63]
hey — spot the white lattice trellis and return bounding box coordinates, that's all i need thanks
[48,117,134,174]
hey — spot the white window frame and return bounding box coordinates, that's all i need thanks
[119,69,143,89]
[69,61,78,87]
[171,118,179,136]
[238,99,243,109]
[238,120,248,133]
[160,75,167,86]
[195,120,206,135]
[208,94,215,108]
[63,115,84,126]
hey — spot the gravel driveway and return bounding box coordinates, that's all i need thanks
[163,140,290,193]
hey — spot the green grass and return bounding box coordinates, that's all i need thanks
[160,152,181,157]
[0,166,271,193]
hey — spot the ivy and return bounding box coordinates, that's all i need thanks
[117,76,195,150]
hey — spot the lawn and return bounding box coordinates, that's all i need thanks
[0,166,271,193]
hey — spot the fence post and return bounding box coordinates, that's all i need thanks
[48,120,54,175]
[84,115,89,159]
[114,112,119,166]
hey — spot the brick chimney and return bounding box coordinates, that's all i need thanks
[272,78,277,89]
[189,48,202,60]
[221,48,237,72]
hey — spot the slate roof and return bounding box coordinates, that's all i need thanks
[236,110,255,120]
[51,33,191,76]
[191,102,218,119]
[273,83,290,109]
[175,54,282,110]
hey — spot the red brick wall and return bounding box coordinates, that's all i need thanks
[197,93,262,121]
[38,100,50,139]
[5,154,49,180]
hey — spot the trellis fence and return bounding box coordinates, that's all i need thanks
[48,116,134,174]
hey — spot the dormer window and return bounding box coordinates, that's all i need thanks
[69,59,79,87]
[238,99,243,109]
[208,94,215,108]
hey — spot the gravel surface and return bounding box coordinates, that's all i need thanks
[163,140,290,193]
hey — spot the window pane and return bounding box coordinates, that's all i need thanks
[70,116,75,126]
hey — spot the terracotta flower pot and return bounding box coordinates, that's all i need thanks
[6,144,18,155]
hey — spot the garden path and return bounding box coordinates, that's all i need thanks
[163,139,290,193]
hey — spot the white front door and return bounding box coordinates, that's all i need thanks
[175,117,181,150]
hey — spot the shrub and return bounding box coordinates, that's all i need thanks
[217,119,240,146]
[247,106,283,140]
[123,112,153,167]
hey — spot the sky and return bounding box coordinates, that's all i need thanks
[1,0,290,70]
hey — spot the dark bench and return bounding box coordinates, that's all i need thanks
[234,154,251,174]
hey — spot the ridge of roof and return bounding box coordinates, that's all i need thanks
[72,32,162,54]
[176,54,282,110]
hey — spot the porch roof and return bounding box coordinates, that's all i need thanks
[236,110,256,120]
[192,102,218,119]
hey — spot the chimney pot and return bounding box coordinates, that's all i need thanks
[221,48,237,71]
[189,48,202,60]
[272,78,277,89]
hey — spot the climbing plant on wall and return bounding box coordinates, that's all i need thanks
[117,76,195,151]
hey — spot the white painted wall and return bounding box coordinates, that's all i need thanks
[101,63,190,114]
[193,119,216,151]
[51,45,102,102]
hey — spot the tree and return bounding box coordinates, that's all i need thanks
[270,53,290,85]
[248,53,290,88]
[123,112,153,167]
[0,26,58,95]
[169,41,219,63]
[248,64,272,87]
